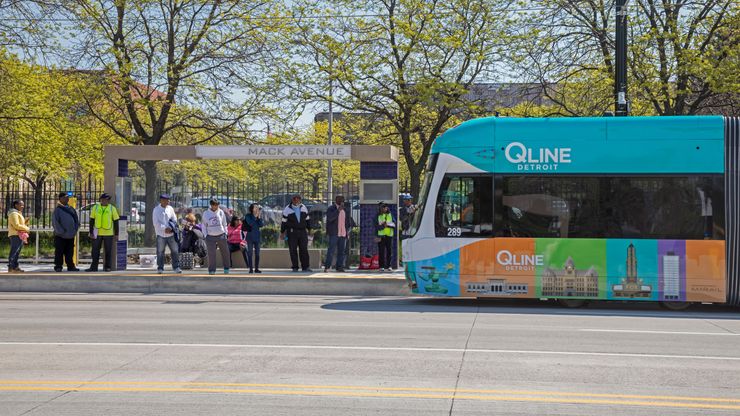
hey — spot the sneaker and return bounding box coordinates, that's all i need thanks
[54,267,63,273]
[323,267,328,273]
[85,268,98,272]
[174,268,182,274]
[68,267,80,272]
[337,268,346,273]
[248,269,254,274]
[103,268,112,272]
[292,268,300,272]
[208,271,215,275]
[157,269,164,275]
[224,268,230,274]
[7,268,22,274]
[254,269,262,274]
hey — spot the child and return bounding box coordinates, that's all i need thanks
[227,217,249,269]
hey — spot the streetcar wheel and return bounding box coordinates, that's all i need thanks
[660,301,691,311]
[557,299,588,308]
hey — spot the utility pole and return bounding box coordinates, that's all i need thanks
[327,79,334,205]
[615,0,629,116]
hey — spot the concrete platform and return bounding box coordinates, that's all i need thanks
[0,266,411,297]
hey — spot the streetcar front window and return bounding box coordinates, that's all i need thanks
[408,171,433,237]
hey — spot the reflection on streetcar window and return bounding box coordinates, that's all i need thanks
[435,175,493,237]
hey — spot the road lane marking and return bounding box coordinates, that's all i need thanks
[0,380,738,404]
[0,341,738,361]
[0,385,738,410]
[581,329,739,336]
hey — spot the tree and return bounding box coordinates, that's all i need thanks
[0,50,116,217]
[50,0,284,244]
[511,1,738,116]
[288,0,511,197]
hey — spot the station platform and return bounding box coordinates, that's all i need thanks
[0,265,411,297]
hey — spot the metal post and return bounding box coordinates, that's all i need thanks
[615,0,629,116]
[34,227,39,264]
[327,79,334,205]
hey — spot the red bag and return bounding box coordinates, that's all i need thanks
[370,254,380,270]
[360,255,372,270]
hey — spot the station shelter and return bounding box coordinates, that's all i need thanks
[103,145,400,270]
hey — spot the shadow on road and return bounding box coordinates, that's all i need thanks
[321,297,740,319]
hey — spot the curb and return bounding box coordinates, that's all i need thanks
[0,273,412,297]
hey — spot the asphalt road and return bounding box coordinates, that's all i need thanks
[0,294,738,415]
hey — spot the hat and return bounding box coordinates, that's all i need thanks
[402,194,412,200]
[100,193,111,200]
[209,198,220,205]
[58,192,69,198]
[159,194,170,200]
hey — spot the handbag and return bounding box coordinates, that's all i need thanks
[179,252,194,270]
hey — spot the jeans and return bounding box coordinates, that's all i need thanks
[205,234,231,273]
[378,235,393,269]
[8,235,22,270]
[246,240,260,270]
[90,236,114,270]
[325,235,347,270]
[156,235,180,271]
[54,236,76,270]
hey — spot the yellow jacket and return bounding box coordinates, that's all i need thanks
[8,209,30,237]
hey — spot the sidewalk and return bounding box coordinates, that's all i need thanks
[0,264,412,297]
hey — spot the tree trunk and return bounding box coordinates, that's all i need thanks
[33,176,45,220]
[139,160,158,246]
[409,165,422,203]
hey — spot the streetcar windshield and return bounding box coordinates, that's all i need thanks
[408,170,433,237]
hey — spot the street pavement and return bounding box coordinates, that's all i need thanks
[0,293,738,415]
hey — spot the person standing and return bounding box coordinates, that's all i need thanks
[7,200,30,273]
[399,195,416,240]
[324,195,354,272]
[52,192,80,272]
[280,194,312,272]
[243,203,264,274]
[153,194,181,274]
[202,198,231,275]
[86,193,119,272]
[375,203,396,272]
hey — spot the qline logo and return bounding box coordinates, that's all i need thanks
[504,142,572,171]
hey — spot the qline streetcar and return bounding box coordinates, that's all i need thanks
[402,116,740,308]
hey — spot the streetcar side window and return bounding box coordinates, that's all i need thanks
[435,175,493,237]
[494,175,724,240]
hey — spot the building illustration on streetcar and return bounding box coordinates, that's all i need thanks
[466,279,529,296]
[401,116,740,306]
[542,257,599,298]
[612,243,652,298]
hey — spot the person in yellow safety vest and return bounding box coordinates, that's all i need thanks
[85,193,120,272]
[7,200,30,273]
[375,203,396,272]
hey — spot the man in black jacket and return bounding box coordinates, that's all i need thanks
[324,195,355,272]
[280,194,312,272]
[52,192,80,272]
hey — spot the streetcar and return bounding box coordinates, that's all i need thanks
[402,116,740,308]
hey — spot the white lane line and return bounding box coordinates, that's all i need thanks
[581,329,739,336]
[0,342,738,361]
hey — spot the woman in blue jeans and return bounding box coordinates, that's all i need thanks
[243,204,264,273]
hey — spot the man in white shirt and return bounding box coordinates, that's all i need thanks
[201,198,231,275]
[153,194,181,274]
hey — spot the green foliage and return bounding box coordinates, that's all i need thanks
[0,50,117,182]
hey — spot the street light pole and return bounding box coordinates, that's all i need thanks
[615,0,629,116]
[327,78,334,205]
